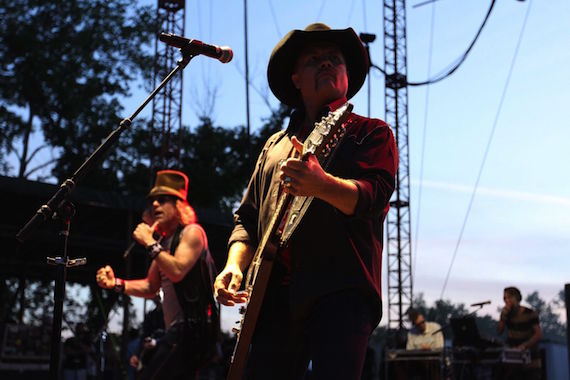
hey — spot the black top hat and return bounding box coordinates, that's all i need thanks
[267,23,369,108]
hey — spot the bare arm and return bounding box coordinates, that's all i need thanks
[96,263,160,298]
[124,263,161,297]
[153,225,204,283]
[214,241,254,306]
[133,223,204,283]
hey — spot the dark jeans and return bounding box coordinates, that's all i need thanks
[137,323,198,380]
[245,286,377,380]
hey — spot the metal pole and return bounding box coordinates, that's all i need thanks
[565,283,569,378]
[244,0,251,161]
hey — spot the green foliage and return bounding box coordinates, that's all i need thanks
[0,1,293,210]
[179,118,250,212]
[176,103,290,212]
[411,293,468,329]
[251,103,292,160]
[0,0,155,183]
[525,290,566,343]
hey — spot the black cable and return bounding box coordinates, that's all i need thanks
[346,0,356,25]
[315,0,326,22]
[409,0,496,86]
[370,0,497,87]
[268,0,282,38]
[439,0,533,300]
[361,0,368,31]
[370,63,385,75]
[412,0,437,282]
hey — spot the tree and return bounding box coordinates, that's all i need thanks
[179,118,250,212]
[0,0,155,186]
[411,293,468,331]
[173,103,290,212]
[407,291,567,345]
[525,290,566,343]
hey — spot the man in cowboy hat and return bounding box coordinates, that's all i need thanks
[215,23,398,379]
[96,170,219,380]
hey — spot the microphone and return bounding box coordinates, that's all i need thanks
[159,33,233,63]
[470,300,491,307]
[123,234,165,260]
[123,240,137,260]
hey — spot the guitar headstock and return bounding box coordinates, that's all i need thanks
[302,102,353,163]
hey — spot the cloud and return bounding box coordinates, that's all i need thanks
[413,179,570,207]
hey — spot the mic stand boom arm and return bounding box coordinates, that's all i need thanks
[15,46,198,380]
[16,49,196,241]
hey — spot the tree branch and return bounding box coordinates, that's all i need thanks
[24,158,58,178]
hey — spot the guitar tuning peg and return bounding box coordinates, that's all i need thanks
[239,306,246,314]
[232,327,240,334]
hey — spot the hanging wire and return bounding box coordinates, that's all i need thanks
[346,0,356,25]
[414,0,441,8]
[412,0,437,282]
[439,0,533,300]
[408,0,496,86]
[361,0,368,31]
[370,0,497,86]
[316,0,326,21]
[268,0,282,38]
[194,0,205,74]
[207,0,213,79]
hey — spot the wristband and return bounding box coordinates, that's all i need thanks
[147,242,162,260]
[114,278,125,294]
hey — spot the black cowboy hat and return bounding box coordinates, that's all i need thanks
[267,23,369,108]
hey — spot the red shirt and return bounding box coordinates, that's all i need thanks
[229,100,398,324]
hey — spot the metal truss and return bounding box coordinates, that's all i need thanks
[383,0,413,329]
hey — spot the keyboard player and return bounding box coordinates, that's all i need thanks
[406,308,444,351]
[389,308,445,380]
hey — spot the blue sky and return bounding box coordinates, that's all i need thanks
[153,0,568,330]
[16,0,566,331]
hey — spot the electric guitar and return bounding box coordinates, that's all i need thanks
[227,102,353,380]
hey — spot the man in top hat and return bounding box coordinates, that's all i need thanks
[215,23,398,379]
[96,170,219,380]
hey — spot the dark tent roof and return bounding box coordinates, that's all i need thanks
[0,175,232,283]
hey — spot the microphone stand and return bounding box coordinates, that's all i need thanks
[47,201,85,380]
[431,304,485,336]
[430,305,485,380]
[16,44,199,380]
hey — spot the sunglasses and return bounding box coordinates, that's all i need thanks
[147,195,177,206]
[414,319,426,327]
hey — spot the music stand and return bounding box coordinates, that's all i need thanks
[450,316,481,347]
